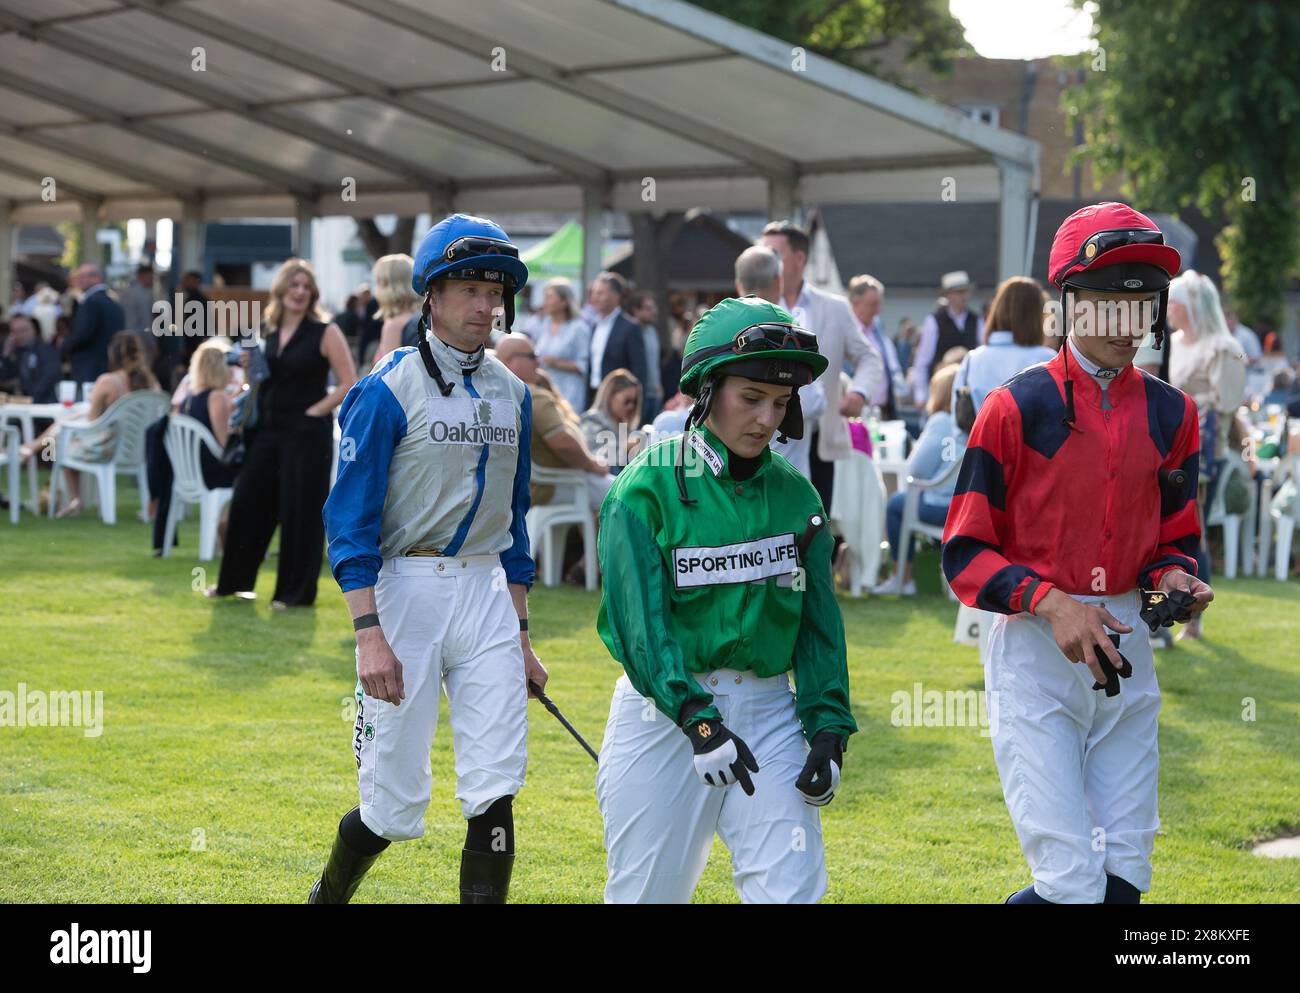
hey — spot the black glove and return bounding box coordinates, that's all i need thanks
[1092,633,1133,698]
[683,718,760,796]
[795,731,845,806]
[1140,588,1197,632]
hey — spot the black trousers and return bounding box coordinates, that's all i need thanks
[808,429,835,514]
[216,414,332,605]
[808,431,847,558]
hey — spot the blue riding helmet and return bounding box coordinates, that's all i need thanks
[412,213,529,330]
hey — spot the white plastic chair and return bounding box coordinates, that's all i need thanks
[526,465,597,590]
[1205,452,1255,579]
[1,424,20,523]
[161,414,234,561]
[1264,455,1297,581]
[48,391,169,524]
[900,456,962,601]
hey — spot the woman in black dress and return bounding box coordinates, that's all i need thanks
[208,259,357,607]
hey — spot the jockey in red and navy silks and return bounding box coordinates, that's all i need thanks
[941,344,1201,613]
[941,202,1213,905]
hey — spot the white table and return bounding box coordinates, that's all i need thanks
[871,419,911,495]
[0,401,89,514]
[875,457,909,496]
[830,449,887,596]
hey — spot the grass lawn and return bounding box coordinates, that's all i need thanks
[1,480,1297,903]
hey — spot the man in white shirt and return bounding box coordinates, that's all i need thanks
[911,270,983,406]
[734,244,826,480]
[760,221,883,511]
[847,274,901,421]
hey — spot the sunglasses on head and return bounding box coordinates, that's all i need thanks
[443,236,520,264]
[731,323,818,354]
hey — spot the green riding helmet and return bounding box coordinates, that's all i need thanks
[678,296,828,442]
[673,297,828,506]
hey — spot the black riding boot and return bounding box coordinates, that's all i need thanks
[459,848,514,904]
[309,830,384,904]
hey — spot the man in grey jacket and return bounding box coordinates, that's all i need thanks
[761,221,884,513]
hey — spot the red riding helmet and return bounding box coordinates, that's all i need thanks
[1049,202,1180,290]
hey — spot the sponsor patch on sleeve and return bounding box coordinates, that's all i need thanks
[673,533,798,588]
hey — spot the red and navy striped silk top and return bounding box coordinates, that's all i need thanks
[942,345,1201,614]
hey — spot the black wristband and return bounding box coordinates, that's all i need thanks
[811,730,846,766]
[352,613,380,632]
[677,697,712,728]
[1022,579,1042,614]
[518,617,528,632]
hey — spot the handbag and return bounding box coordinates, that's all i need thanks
[216,388,253,475]
[219,430,245,473]
[953,359,977,434]
[1223,469,1250,516]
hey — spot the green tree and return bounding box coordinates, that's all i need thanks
[1069,0,1300,330]
[58,221,82,271]
[692,0,969,78]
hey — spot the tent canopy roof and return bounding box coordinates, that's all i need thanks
[0,0,1039,224]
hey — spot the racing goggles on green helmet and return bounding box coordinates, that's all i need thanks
[682,322,820,380]
[729,322,818,354]
[442,235,520,264]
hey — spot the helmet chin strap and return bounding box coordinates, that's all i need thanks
[1059,288,1081,431]
[676,379,717,505]
[417,296,486,397]
[674,375,800,504]
[417,303,454,398]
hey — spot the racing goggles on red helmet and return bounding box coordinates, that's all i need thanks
[1064,228,1166,274]
[730,323,819,354]
[442,235,520,264]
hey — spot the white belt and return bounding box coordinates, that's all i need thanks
[382,554,500,577]
[1060,588,1141,609]
[693,668,791,696]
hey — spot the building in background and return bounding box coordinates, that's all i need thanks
[817,51,1297,356]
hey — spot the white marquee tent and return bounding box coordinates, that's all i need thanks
[0,0,1040,299]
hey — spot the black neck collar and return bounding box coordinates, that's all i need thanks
[726,446,762,481]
